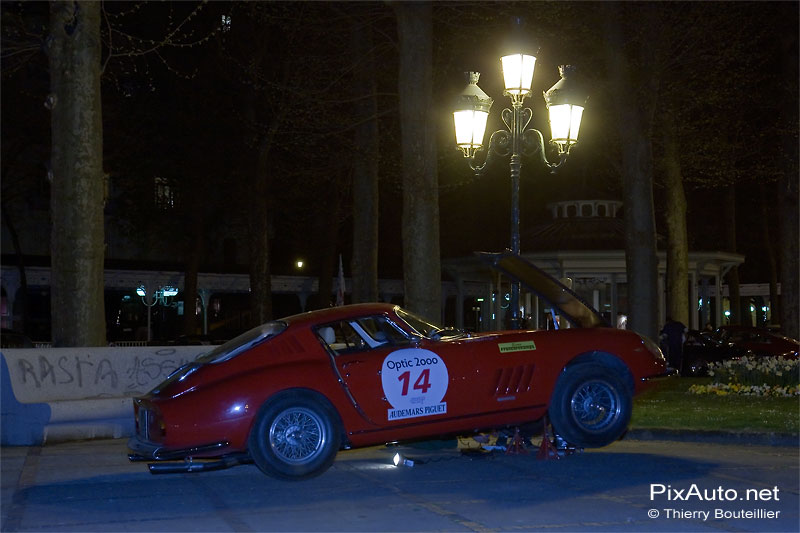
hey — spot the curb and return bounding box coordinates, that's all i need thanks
[624,428,799,447]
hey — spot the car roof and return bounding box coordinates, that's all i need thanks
[477,251,607,328]
[280,303,399,328]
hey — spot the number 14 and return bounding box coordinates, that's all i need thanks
[397,369,431,395]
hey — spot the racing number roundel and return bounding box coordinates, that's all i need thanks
[381,349,448,421]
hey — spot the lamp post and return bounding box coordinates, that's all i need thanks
[137,284,179,342]
[453,46,587,330]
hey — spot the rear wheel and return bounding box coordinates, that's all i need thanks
[249,392,341,480]
[548,364,632,448]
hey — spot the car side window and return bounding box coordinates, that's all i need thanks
[316,321,368,355]
[355,316,410,347]
[316,316,410,355]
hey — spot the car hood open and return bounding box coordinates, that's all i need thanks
[477,251,607,329]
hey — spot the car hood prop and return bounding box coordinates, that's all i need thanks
[476,251,607,329]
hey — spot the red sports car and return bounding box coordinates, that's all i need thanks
[128,253,671,479]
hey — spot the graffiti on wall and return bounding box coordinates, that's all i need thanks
[3,347,206,402]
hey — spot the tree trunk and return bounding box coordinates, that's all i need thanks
[47,1,106,347]
[777,28,799,340]
[661,113,689,326]
[312,179,342,310]
[722,185,741,325]
[604,4,660,340]
[758,184,779,327]
[394,3,441,323]
[248,142,273,325]
[778,172,799,338]
[241,24,291,326]
[182,209,204,336]
[350,12,380,303]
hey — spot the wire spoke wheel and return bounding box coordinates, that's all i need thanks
[269,407,326,465]
[548,363,632,448]
[569,379,621,432]
[250,392,341,479]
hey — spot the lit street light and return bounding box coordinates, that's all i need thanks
[136,284,179,342]
[453,32,588,330]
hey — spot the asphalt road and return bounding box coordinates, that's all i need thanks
[1,437,797,532]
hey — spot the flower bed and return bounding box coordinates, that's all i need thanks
[689,356,799,397]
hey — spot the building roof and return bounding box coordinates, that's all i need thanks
[525,216,628,251]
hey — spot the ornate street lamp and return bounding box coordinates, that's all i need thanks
[453,41,587,330]
[136,284,179,342]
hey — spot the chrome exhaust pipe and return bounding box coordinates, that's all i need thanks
[147,453,250,474]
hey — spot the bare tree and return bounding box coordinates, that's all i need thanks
[350,9,380,303]
[602,4,660,340]
[394,3,441,322]
[776,16,799,339]
[659,111,689,326]
[47,1,106,346]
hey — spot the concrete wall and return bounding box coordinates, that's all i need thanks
[1,346,208,446]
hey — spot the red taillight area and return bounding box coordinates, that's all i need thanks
[135,400,165,443]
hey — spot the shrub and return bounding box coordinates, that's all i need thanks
[689,356,799,397]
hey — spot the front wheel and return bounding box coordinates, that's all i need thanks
[548,364,632,448]
[249,392,341,480]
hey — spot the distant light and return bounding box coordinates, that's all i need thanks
[296,260,304,269]
[724,310,731,317]
[136,286,146,297]
[162,286,179,297]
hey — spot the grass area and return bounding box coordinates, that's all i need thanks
[631,377,799,434]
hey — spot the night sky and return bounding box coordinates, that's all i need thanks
[1,1,797,284]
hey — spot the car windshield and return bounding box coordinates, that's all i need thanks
[394,307,466,339]
[196,321,287,364]
[395,308,441,337]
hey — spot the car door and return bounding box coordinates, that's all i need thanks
[318,316,475,427]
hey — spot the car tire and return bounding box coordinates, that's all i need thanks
[249,391,341,480]
[548,363,632,448]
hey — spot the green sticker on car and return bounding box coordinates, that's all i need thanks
[498,341,536,353]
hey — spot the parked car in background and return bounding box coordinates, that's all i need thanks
[681,330,753,376]
[128,252,671,480]
[715,326,799,359]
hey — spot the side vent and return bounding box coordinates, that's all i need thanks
[493,365,535,396]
